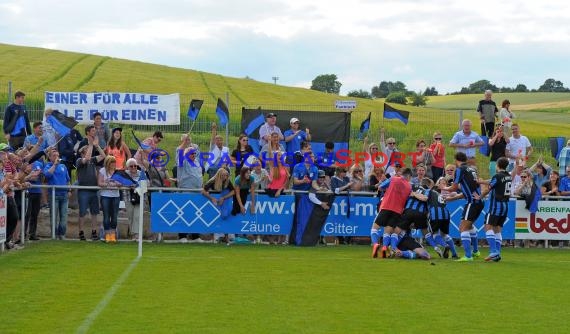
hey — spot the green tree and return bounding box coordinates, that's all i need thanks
[385,91,407,105]
[409,91,427,106]
[371,80,408,98]
[514,84,528,92]
[310,74,342,94]
[538,78,568,92]
[347,89,372,99]
[467,79,498,94]
[423,86,438,96]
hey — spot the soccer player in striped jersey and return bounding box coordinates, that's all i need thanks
[426,178,460,259]
[394,182,429,256]
[370,168,413,258]
[478,157,512,262]
[442,152,484,262]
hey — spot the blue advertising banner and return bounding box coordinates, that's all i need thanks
[151,193,294,235]
[446,199,516,239]
[321,196,379,236]
[150,193,516,239]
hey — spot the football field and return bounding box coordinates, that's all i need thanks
[1,241,569,333]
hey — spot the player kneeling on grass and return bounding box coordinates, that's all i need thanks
[394,234,431,260]
[477,157,511,262]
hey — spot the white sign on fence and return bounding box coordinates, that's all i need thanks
[0,194,7,244]
[515,200,570,240]
[44,91,181,125]
[335,100,357,110]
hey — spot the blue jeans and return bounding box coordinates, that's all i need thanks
[101,196,120,231]
[49,194,69,237]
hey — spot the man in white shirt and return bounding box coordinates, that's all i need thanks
[258,113,284,147]
[506,123,532,172]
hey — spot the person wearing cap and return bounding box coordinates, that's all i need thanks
[284,117,311,155]
[76,134,107,241]
[3,91,32,150]
[258,113,283,147]
[105,127,131,170]
[92,112,110,149]
[174,134,204,243]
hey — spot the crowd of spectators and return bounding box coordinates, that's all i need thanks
[2,90,569,251]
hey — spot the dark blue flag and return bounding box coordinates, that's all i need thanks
[187,99,203,121]
[131,130,151,150]
[358,112,371,140]
[383,103,409,125]
[111,170,138,187]
[244,113,265,136]
[549,137,566,159]
[215,98,229,127]
[479,135,490,156]
[46,110,78,137]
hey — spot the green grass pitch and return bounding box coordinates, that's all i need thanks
[1,241,569,333]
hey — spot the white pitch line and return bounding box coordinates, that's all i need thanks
[76,257,140,334]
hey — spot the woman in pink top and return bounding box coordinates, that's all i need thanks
[266,151,289,197]
[429,131,446,182]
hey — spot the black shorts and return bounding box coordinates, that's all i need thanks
[429,219,450,235]
[398,236,422,251]
[399,208,428,231]
[373,210,401,228]
[461,201,484,222]
[484,214,507,227]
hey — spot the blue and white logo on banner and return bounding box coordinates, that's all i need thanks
[447,199,515,239]
[151,193,294,234]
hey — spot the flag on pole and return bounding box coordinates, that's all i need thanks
[111,170,138,187]
[383,103,409,125]
[187,99,203,121]
[357,112,371,140]
[244,113,266,136]
[131,130,151,150]
[215,98,229,127]
[46,110,78,137]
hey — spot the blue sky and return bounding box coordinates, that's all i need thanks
[1,0,570,94]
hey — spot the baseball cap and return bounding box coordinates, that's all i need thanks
[266,112,277,118]
[318,170,326,178]
[290,117,300,124]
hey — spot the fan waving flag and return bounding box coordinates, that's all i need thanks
[479,135,490,156]
[244,112,266,136]
[111,170,138,187]
[187,99,204,121]
[358,112,371,140]
[131,130,151,150]
[215,98,229,127]
[46,110,78,137]
[383,103,409,125]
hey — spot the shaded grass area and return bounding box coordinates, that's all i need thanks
[1,242,570,333]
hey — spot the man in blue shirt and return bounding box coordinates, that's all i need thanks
[24,122,49,152]
[292,152,319,191]
[284,117,311,156]
[559,166,570,196]
[449,119,485,164]
[43,149,71,240]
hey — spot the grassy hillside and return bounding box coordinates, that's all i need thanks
[1,43,569,177]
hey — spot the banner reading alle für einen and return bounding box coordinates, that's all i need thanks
[44,92,181,125]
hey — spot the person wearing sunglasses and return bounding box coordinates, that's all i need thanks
[429,131,446,181]
[379,127,399,176]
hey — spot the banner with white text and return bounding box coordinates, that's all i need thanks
[44,91,181,125]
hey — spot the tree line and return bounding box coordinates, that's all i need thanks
[309,74,570,106]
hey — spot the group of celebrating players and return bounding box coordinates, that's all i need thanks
[370,152,511,262]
